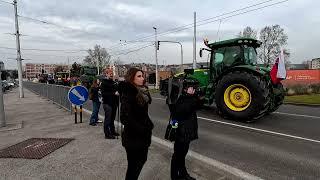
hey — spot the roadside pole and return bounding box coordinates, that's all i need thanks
[0,71,6,127]
[14,0,24,98]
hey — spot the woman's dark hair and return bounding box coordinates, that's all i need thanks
[125,67,144,86]
[91,79,98,88]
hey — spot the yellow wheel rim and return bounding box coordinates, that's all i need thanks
[224,84,251,112]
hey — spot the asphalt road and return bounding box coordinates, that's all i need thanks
[84,95,320,180]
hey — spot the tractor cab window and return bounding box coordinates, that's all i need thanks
[244,45,258,65]
[213,46,241,66]
[214,52,224,64]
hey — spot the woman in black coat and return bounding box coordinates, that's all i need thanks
[119,68,153,180]
[169,86,202,180]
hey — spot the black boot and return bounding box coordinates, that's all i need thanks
[105,134,115,139]
[180,168,196,180]
[112,131,120,136]
[105,127,115,139]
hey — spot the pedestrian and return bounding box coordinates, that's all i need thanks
[100,69,120,139]
[119,67,154,180]
[168,85,202,180]
[88,79,101,126]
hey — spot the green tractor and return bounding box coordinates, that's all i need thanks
[160,37,285,122]
[79,66,98,89]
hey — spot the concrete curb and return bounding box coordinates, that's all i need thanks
[82,108,263,180]
[0,121,23,132]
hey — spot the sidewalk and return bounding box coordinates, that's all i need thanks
[0,88,235,180]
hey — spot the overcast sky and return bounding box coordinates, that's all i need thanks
[0,0,319,69]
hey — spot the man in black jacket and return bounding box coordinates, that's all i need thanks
[100,69,119,139]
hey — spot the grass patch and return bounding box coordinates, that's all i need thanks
[284,94,320,105]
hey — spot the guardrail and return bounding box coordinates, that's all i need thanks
[24,81,73,112]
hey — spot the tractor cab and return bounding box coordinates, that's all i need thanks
[200,38,262,79]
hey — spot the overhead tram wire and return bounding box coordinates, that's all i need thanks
[104,0,286,50]
[134,0,290,40]
[0,46,87,53]
[0,0,13,5]
[111,44,154,56]
[18,15,106,38]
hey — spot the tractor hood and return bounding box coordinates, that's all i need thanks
[234,65,271,76]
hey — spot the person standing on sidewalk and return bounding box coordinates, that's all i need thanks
[88,79,101,126]
[169,86,202,180]
[119,68,153,180]
[101,69,119,139]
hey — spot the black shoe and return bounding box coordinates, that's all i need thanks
[105,134,115,139]
[89,123,97,126]
[112,132,120,136]
[184,174,196,180]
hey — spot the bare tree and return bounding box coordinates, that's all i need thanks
[258,25,289,66]
[70,62,81,77]
[238,26,257,39]
[83,44,111,72]
[113,57,124,66]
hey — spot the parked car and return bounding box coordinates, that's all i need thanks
[1,80,10,91]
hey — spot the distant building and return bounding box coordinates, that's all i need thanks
[0,61,4,70]
[287,64,309,70]
[311,58,320,69]
[24,63,69,78]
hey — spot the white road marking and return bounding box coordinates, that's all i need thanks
[152,97,166,101]
[82,108,262,180]
[198,116,320,144]
[152,136,263,180]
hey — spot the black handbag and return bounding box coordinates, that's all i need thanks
[164,116,177,142]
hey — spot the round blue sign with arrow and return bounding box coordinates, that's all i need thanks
[68,85,89,106]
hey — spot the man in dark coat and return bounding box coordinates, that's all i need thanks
[100,70,119,139]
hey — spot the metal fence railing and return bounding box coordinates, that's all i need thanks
[24,81,72,112]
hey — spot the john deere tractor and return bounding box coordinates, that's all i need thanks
[160,37,284,122]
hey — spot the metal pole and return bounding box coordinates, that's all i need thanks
[74,105,77,124]
[97,57,100,75]
[14,0,24,98]
[153,27,159,89]
[0,71,6,127]
[80,105,82,123]
[157,41,183,72]
[193,11,197,69]
[68,57,71,78]
[180,43,184,72]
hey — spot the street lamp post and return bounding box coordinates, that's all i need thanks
[157,41,184,73]
[0,70,5,127]
[153,27,159,89]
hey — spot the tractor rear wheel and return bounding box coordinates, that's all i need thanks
[215,71,270,121]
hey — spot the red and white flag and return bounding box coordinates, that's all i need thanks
[270,49,286,84]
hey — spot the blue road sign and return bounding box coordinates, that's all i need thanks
[68,85,89,106]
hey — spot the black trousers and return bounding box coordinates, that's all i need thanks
[171,141,190,179]
[103,104,117,135]
[125,147,149,180]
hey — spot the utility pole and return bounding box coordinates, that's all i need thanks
[67,57,71,78]
[193,11,197,69]
[153,27,159,89]
[0,70,5,127]
[96,56,100,75]
[14,0,24,98]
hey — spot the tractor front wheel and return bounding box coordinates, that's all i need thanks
[215,71,270,121]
